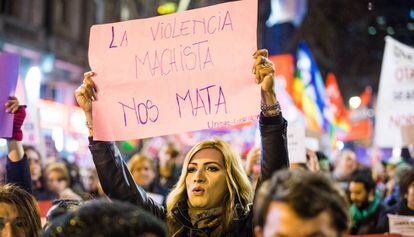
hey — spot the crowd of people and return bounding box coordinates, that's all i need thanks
[1,49,414,236]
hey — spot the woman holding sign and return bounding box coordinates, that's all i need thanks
[75,49,288,237]
[1,97,42,237]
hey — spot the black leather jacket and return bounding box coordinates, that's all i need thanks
[89,113,289,236]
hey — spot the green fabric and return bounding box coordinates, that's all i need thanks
[350,191,381,226]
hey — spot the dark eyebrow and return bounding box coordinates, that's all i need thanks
[189,161,223,167]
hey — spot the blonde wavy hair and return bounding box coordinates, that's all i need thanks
[128,154,155,172]
[166,138,254,233]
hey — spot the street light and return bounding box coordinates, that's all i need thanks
[336,140,344,151]
[25,66,42,103]
[349,96,361,109]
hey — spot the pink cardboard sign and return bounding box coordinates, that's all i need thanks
[89,0,259,141]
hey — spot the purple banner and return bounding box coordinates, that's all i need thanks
[0,53,20,138]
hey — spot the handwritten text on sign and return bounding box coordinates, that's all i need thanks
[89,1,258,141]
[375,36,414,147]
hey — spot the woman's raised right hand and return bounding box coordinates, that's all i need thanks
[75,72,98,115]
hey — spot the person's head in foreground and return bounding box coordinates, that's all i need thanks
[43,199,167,237]
[43,199,83,232]
[0,184,41,237]
[166,138,253,234]
[254,169,350,237]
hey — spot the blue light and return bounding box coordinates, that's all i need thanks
[40,53,55,73]
[410,9,414,20]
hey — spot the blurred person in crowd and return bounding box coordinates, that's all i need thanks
[401,147,413,165]
[80,167,104,199]
[1,96,42,237]
[377,168,414,232]
[382,157,412,208]
[158,142,182,190]
[61,159,86,198]
[128,153,168,205]
[254,169,350,237]
[0,157,6,185]
[382,157,400,207]
[76,49,289,236]
[43,199,167,237]
[288,149,320,172]
[349,169,384,235]
[245,146,261,188]
[306,149,320,172]
[333,149,358,182]
[316,151,332,173]
[23,145,56,200]
[43,199,82,232]
[45,163,82,201]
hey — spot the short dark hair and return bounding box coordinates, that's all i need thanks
[349,169,376,193]
[44,199,83,231]
[254,169,350,233]
[43,199,167,237]
[399,168,414,198]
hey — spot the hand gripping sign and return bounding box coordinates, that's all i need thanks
[88,0,259,141]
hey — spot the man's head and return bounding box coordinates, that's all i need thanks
[349,169,376,208]
[254,169,349,237]
[43,199,167,237]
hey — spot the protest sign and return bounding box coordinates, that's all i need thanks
[388,214,414,236]
[88,0,259,141]
[287,122,306,163]
[375,37,414,147]
[0,53,20,138]
[401,125,414,145]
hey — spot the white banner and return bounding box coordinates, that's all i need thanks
[388,214,414,236]
[375,36,414,147]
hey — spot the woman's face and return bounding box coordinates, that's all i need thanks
[26,149,42,181]
[81,171,98,193]
[0,202,26,237]
[406,182,414,209]
[131,161,156,188]
[46,171,67,194]
[185,148,227,209]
